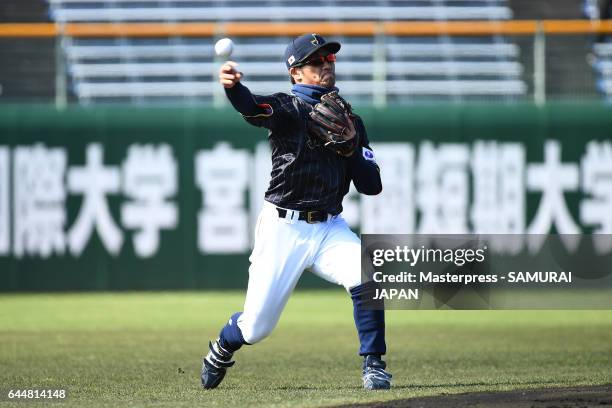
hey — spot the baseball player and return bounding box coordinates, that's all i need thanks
[201,33,391,391]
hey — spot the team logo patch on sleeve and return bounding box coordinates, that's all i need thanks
[362,147,376,163]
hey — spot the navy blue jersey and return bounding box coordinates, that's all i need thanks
[242,92,377,215]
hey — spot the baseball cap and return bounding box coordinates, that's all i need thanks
[284,33,341,70]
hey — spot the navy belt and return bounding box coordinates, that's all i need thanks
[276,208,330,223]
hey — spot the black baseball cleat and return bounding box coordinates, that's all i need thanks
[362,355,392,390]
[201,339,235,389]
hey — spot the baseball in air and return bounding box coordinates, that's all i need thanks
[214,38,234,57]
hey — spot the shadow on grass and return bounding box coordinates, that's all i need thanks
[259,378,564,391]
[395,378,564,389]
[331,384,612,408]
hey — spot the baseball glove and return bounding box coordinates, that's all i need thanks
[308,91,359,157]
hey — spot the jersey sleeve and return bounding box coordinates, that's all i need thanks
[348,115,382,195]
[354,116,377,166]
[243,93,290,130]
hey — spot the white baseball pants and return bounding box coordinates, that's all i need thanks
[237,201,362,344]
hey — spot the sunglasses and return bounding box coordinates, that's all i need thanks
[297,53,336,67]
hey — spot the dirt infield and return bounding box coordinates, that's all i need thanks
[335,385,612,408]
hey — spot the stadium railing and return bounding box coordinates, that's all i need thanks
[1,20,612,106]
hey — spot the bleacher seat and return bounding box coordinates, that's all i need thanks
[593,42,612,99]
[48,0,512,22]
[46,0,527,104]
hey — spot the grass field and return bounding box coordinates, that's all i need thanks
[0,291,611,407]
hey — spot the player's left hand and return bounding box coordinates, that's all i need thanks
[344,113,356,141]
[308,91,359,157]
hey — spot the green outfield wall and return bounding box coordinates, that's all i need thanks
[0,103,611,291]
